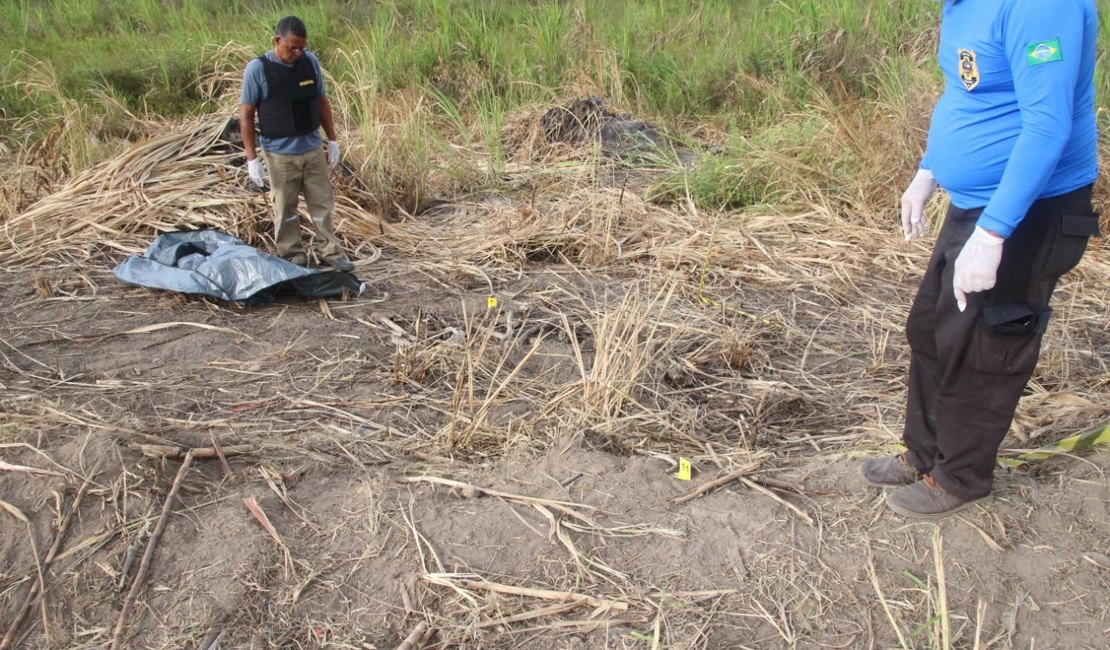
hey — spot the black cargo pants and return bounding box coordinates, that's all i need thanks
[902,185,1100,499]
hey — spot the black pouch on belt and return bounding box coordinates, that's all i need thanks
[1062,212,1102,237]
[981,303,1052,336]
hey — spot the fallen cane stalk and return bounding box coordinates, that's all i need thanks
[110,450,195,650]
[463,578,630,612]
[671,461,761,505]
[754,475,835,496]
[1,471,95,650]
[138,444,254,460]
[400,475,602,524]
[737,476,815,527]
[394,621,429,650]
[647,589,737,601]
[207,432,235,480]
[424,574,630,612]
[0,460,66,478]
[475,600,582,629]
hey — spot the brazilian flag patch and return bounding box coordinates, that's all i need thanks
[1026,38,1062,66]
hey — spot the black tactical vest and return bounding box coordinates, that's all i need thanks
[256,54,321,138]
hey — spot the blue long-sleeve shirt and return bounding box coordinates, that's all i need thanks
[920,0,1098,237]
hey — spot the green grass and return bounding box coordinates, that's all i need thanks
[3,0,1109,212]
[3,0,938,130]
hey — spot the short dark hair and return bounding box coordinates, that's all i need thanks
[275,16,307,39]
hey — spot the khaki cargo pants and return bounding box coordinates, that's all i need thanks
[262,147,344,263]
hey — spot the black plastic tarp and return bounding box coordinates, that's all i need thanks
[113,230,363,304]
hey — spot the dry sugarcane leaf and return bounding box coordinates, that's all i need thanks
[76,321,246,342]
[243,496,284,548]
[0,461,65,478]
[0,499,28,523]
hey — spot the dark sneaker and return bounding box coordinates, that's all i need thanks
[859,453,920,488]
[322,256,355,272]
[886,475,990,519]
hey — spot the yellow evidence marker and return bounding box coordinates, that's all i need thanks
[673,457,692,481]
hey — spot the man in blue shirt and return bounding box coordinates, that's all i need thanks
[240,16,354,272]
[860,0,1101,517]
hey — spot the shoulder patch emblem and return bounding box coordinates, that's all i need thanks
[958,49,979,91]
[1026,38,1062,66]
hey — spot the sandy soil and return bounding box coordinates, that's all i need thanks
[2,243,1108,649]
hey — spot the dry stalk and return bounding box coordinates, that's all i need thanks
[933,527,951,650]
[402,475,681,540]
[865,537,909,650]
[423,572,638,635]
[243,496,294,572]
[508,615,650,633]
[424,575,630,613]
[0,443,77,477]
[258,467,320,533]
[475,600,582,629]
[737,476,815,527]
[672,461,762,504]
[137,444,254,460]
[75,321,247,343]
[401,475,601,522]
[207,432,235,480]
[110,451,194,650]
[972,598,987,650]
[647,589,738,601]
[452,327,546,447]
[1,470,95,650]
[2,115,389,270]
[0,461,65,478]
[0,499,29,522]
[394,621,430,650]
[403,476,682,586]
[0,502,41,648]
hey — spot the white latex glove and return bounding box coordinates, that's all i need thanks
[327,140,341,168]
[953,226,1005,312]
[247,157,265,187]
[901,168,937,240]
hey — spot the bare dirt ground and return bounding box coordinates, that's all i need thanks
[1,121,1109,648]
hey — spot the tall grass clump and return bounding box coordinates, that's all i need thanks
[583,0,938,127]
[4,54,146,173]
[5,0,1108,212]
[3,1,939,137]
[646,82,925,221]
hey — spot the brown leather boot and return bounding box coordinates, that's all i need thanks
[886,475,990,519]
[859,453,920,488]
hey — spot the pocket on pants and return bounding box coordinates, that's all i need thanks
[967,305,1046,376]
[1039,212,1101,278]
[981,303,1051,336]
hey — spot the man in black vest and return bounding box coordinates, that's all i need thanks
[239,16,354,272]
